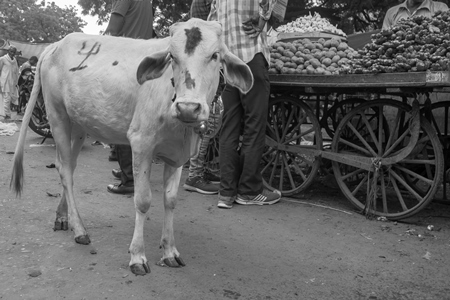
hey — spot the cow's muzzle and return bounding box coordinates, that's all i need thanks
[175,102,202,123]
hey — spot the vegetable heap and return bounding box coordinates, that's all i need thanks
[349,10,450,74]
[276,12,346,37]
[269,38,358,75]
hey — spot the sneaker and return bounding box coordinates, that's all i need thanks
[236,189,282,205]
[183,176,219,195]
[217,194,234,209]
[203,171,220,184]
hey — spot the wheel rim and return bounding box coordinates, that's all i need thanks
[421,101,450,201]
[331,99,443,220]
[262,96,322,196]
[323,98,367,139]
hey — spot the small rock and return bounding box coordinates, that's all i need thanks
[90,249,97,255]
[28,269,42,277]
[423,251,431,260]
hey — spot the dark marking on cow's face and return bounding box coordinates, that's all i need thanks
[69,42,101,72]
[185,70,195,89]
[113,61,118,66]
[184,27,202,55]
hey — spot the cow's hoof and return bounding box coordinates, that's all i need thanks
[156,256,186,268]
[53,220,68,231]
[75,235,91,245]
[130,263,151,276]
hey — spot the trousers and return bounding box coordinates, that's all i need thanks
[116,144,134,186]
[219,53,270,197]
[188,96,223,178]
[1,92,13,117]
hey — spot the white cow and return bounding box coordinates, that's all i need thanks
[10,18,253,276]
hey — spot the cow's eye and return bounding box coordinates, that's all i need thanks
[211,52,218,61]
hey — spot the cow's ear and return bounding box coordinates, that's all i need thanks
[136,50,171,84]
[221,52,254,94]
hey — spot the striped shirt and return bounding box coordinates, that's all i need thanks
[190,0,212,20]
[208,0,278,64]
[383,0,448,30]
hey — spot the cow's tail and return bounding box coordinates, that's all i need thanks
[10,54,45,197]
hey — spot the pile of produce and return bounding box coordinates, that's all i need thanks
[276,12,346,37]
[269,38,359,75]
[349,10,450,74]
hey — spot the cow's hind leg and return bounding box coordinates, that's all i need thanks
[129,156,153,276]
[52,122,90,244]
[156,164,185,268]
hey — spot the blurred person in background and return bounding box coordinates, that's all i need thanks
[0,46,19,121]
[105,0,154,195]
[382,0,448,30]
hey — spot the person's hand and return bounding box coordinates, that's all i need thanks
[242,16,264,38]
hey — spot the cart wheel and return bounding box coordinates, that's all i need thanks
[263,96,322,196]
[323,97,367,139]
[420,101,450,201]
[331,100,443,220]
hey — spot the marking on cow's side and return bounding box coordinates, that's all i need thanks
[69,42,101,72]
[185,70,195,89]
[184,27,202,55]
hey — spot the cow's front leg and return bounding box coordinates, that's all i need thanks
[129,157,152,276]
[156,165,185,268]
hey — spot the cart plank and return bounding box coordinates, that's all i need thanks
[269,71,450,88]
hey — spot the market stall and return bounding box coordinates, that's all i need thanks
[260,11,450,220]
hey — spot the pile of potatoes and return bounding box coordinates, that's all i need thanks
[269,37,360,75]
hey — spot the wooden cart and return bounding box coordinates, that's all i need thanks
[263,71,450,220]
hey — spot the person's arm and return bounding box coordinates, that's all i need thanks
[382,8,394,31]
[242,0,278,38]
[104,0,130,36]
[207,0,217,21]
[105,12,125,36]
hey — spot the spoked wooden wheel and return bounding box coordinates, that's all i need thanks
[331,99,443,220]
[421,101,450,201]
[323,98,367,139]
[263,96,322,196]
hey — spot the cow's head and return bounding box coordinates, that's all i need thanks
[137,18,254,126]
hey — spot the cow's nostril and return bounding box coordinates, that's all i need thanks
[193,103,201,114]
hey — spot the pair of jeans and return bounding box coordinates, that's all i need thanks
[219,53,270,197]
[115,144,134,186]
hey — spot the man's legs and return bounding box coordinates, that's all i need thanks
[219,53,281,206]
[183,110,220,195]
[3,92,12,119]
[0,92,5,118]
[107,144,134,194]
[235,54,281,205]
[219,85,243,199]
[237,53,269,196]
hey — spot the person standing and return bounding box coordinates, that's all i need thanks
[182,0,222,195]
[0,46,19,121]
[209,0,282,209]
[382,0,448,30]
[105,0,154,194]
[19,56,38,74]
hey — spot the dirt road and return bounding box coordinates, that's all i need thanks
[1,123,450,300]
